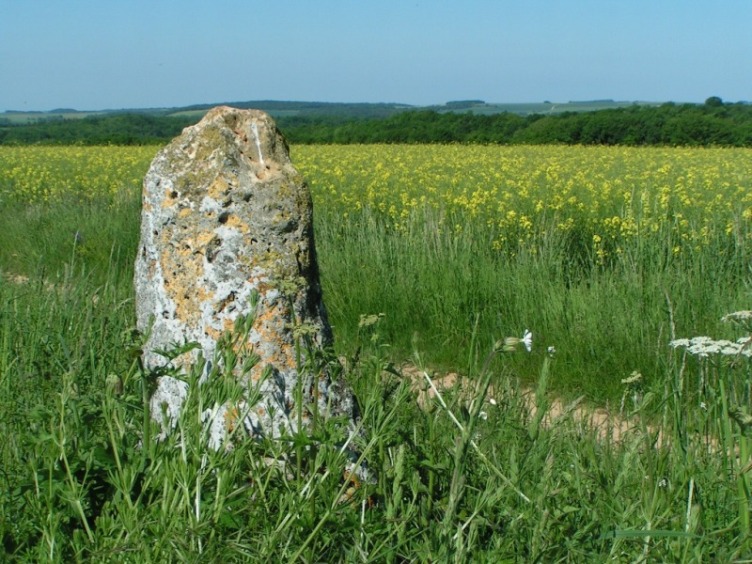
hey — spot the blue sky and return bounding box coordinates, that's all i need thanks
[1,0,750,111]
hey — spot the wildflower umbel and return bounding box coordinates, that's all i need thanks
[669,336,752,358]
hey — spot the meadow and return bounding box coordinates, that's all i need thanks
[1,143,751,560]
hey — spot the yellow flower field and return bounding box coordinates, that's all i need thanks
[293,144,752,259]
[2,144,751,260]
[0,145,157,205]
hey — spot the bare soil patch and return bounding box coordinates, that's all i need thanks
[397,362,666,446]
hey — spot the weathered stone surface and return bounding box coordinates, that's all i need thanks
[135,106,355,446]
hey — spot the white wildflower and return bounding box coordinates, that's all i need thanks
[690,342,721,356]
[522,330,533,352]
[497,329,534,353]
[670,335,752,358]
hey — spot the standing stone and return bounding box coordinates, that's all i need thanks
[135,106,355,446]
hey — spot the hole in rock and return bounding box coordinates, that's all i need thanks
[206,236,222,263]
[218,212,230,224]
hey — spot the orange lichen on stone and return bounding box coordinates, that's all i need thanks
[225,214,250,233]
[207,176,229,200]
[196,231,218,249]
[160,245,213,326]
[249,301,297,375]
[224,405,240,433]
[159,186,179,210]
[203,325,223,342]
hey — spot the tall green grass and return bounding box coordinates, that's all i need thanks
[1,168,748,405]
[1,173,751,559]
[0,189,140,287]
[2,262,752,560]
[315,205,750,403]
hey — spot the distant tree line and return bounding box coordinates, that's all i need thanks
[285,101,752,146]
[1,99,751,147]
[0,113,196,145]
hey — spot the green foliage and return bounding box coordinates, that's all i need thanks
[1,142,752,558]
[2,263,752,559]
[311,201,750,404]
[287,103,752,146]
[0,114,196,146]
[705,96,724,108]
[0,193,141,286]
[3,102,752,146]
[1,179,752,559]
[268,103,752,146]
